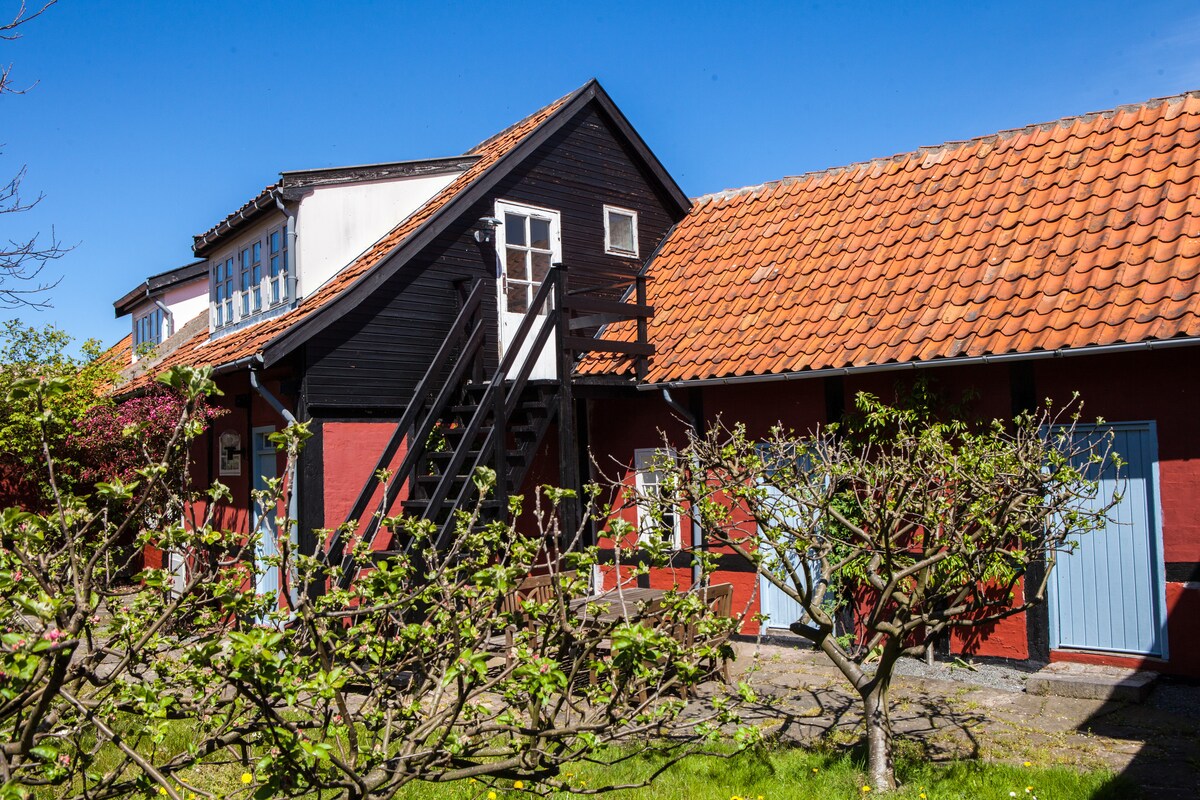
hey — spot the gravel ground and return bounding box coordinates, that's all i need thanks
[889,653,1041,693]
[756,633,1040,694]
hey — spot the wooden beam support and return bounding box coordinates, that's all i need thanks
[563,295,653,317]
[554,265,582,547]
[563,336,654,356]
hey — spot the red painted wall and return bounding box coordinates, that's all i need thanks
[588,353,1200,676]
[322,421,408,551]
[1034,348,1200,676]
[161,370,293,604]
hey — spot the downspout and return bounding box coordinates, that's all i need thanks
[249,358,300,609]
[274,193,300,303]
[153,298,175,338]
[661,388,705,588]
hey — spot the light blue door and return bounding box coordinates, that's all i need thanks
[252,427,279,598]
[1048,423,1167,657]
[757,480,817,632]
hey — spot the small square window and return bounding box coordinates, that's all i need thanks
[604,206,638,257]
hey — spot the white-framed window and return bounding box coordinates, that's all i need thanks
[634,447,682,547]
[496,200,561,315]
[268,227,289,306]
[133,306,164,351]
[210,225,290,332]
[603,205,638,257]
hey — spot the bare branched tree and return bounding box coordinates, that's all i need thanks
[0,1,66,310]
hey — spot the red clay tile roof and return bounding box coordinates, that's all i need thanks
[98,333,132,370]
[120,87,577,393]
[582,90,1200,384]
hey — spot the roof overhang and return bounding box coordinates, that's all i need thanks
[639,336,1200,390]
[192,156,481,257]
[113,260,208,318]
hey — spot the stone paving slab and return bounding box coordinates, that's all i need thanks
[730,643,1200,797]
[1027,661,1160,702]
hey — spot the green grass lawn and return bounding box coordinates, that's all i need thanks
[46,727,1135,800]
[383,746,1132,800]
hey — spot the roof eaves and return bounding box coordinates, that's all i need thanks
[641,337,1200,389]
[279,155,479,187]
[192,185,283,257]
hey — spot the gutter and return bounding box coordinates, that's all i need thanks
[153,298,174,338]
[640,336,1200,391]
[274,193,300,302]
[248,359,300,610]
[248,359,296,425]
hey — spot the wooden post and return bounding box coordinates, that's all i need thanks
[635,272,649,383]
[492,363,508,521]
[553,264,581,549]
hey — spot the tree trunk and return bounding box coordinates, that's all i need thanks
[860,676,896,791]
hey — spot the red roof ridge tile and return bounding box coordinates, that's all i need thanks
[693,89,1200,205]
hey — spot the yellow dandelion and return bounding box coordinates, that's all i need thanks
[514,780,525,789]
[1023,761,1032,767]
[488,792,497,800]
[812,767,819,773]
[158,789,167,797]
[920,795,927,800]
[862,787,872,793]
[240,772,253,785]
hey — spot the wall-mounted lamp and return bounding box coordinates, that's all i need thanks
[473,215,502,244]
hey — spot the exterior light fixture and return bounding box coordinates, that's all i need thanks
[474,216,502,244]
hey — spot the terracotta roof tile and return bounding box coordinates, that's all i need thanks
[122,87,576,392]
[580,90,1200,383]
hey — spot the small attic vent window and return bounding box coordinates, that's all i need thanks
[604,205,638,257]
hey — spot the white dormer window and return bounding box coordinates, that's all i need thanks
[604,205,638,257]
[210,225,289,332]
[134,306,164,351]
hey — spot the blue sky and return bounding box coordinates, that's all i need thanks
[4,0,1200,349]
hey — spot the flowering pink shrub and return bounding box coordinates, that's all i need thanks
[68,391,223,486]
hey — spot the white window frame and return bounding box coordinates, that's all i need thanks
[132,306,165,358]
[209,226,292,333]
[603,205,639,258]
[495,199,562,317]
[634,447,682,548]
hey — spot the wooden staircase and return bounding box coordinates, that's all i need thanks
[405,380,560,524]
[323,266,651,591]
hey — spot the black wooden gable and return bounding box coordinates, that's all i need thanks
[298,87,689,410]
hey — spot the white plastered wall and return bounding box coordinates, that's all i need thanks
[294,172,460,296]
[127,277,209,361]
